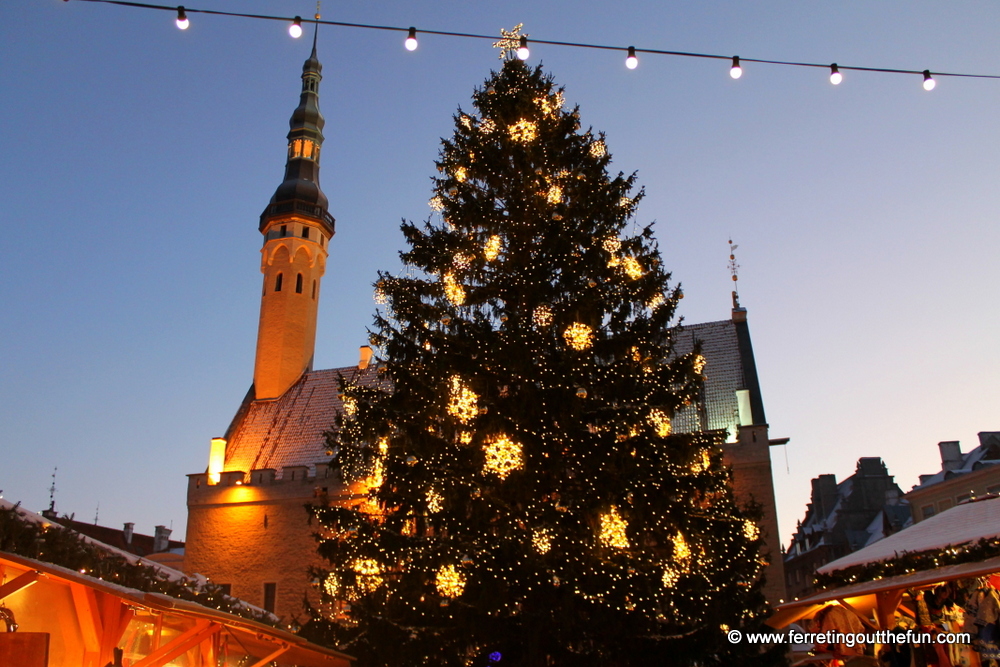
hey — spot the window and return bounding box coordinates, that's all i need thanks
[274,273,283,292]
[312,280,317,299]
[302,227,310,239]
[320,236,325,246]
[263,583,277,613]
[296,273,303,294]
[922,505,936,520]
[280,225,287,237]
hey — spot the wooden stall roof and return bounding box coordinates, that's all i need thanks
[0,551,354,667]
[767,554,1000,629]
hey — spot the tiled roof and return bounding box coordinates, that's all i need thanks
[672,319,745,435]
[222,365,383,477]
[222,317,755,474]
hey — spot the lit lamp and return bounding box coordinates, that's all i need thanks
[208,437,226,484]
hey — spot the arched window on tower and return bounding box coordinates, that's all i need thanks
[296,273,303,294]
[274,273,283,292]
[312,280,317,299]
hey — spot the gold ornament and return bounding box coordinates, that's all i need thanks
[484,235,502,261]
[427,488,444,514]
[563,322,594,350]
[546,184,563,204]
[693,354,707,374]
[323,572,339,597]
[435,564,466,598]
[648,409,671,437]
[622,256,643,280]
[454,166,468,182]
[447,376,479,423]
[443,272,466,306]
[661,565,680,588]
[602,236,621,253]
[672,532,691,565]
[533,304,553,328]
[483,433,524,479]
[509,119,539,143]
[353,559,383,592]
[535,92,564,115]
[575,387,587,399]
[532,529,552,554]
[589,140,607,158]
[492,23,526,60]
[429,196,445,211]
[599,506,630,549]
[342,396,358,417]
[647,293,665,310]
[743,520,760,541]
[373,282,388,305]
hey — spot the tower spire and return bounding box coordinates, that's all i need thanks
[253,38,335,400]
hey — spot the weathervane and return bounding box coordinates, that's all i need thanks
[728,239,741,308]
[493,24,527,60]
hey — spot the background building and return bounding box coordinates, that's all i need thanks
[904,431,1000,523]
[784,458,910,600]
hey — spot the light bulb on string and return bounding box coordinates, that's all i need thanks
[829,63,842,85]
[175,6,189,30]
[730,56,742,79]
[625,46,638,70]
[923,70,936,91]
[289,16,303,39]
[517,36,530,60]
[405,27,418,51]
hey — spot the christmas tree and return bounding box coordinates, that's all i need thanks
[308,57,778,666]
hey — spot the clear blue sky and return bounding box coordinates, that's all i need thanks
[3,1,998,549]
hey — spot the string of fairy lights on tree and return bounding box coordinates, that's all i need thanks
[68,0,1000,92]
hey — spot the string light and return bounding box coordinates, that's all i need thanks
[405,26,418,51]
[289,16,302,39]
[517,35,530,60]
[323,572,339,597]
[622,256,643,280]
[532,304,553,328]
[730,56,742,79]
[661,565,680,588]
[443,271,465,305]
[923,70,936,91]
[590,140,607,158]
[829,63,842,85]
[427,488,444,513]
[175,5,189,30]
[532,529,552,554]
[648,408,671,437]
[353,559,383,592]
[625,46,638,70]
[546,184,563,204]
[509,119,538,143]
[743,520,760,541]
[75,1,1000,87]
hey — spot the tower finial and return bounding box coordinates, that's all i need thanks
[312,1,320,54]
[728,238,741,309]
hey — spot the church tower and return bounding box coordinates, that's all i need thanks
[253,33,335,400]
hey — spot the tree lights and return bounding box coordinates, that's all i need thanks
[313,57,774,666]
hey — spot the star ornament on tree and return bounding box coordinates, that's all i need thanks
[493,23,527,60]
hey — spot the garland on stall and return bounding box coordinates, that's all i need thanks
[0,503,278,626]
[814,536,1000,591]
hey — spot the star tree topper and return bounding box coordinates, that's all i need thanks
[493,23,528,60]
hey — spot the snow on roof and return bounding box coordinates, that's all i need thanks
[817,495,1000,574]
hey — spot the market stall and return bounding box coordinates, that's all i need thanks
[768,496,1000,667]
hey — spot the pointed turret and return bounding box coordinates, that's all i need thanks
[253,37,335,400]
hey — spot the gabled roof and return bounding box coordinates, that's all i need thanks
[222,364,382,477]
[220,316,760,475]
[909,432,1000,491]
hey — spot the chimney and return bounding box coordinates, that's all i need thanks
[153,525,172,553]
[358,345,373,370]
[811,474,839,519]
[938,441,963,472]
[123,522,134,545]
